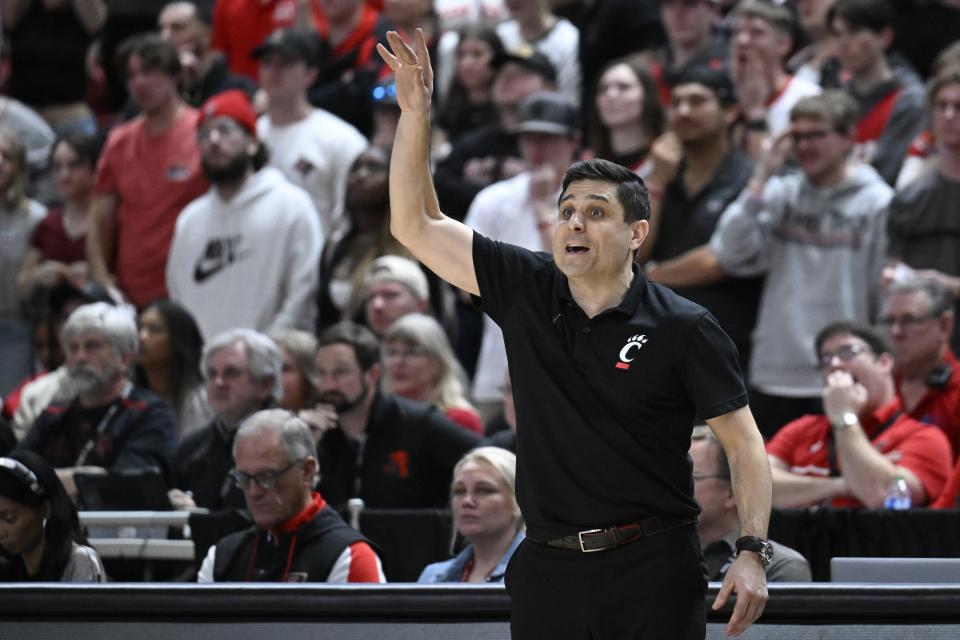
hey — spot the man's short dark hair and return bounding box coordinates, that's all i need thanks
[317,321,381,372]
[827,0,894,35]
[116,33,182,79]
[559,159,651,222]
[814,321,891,360]
[734,0,795,38]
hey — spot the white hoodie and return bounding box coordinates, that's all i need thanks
[166,167,323,340]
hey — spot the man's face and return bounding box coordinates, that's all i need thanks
[552,179,646,283]
[492,63,547,110]
[197,116,253,184]
[234,429,314,530]
[205,341,272,426]
[519,131,577,175]
[661,0,716,52]
[932,83,960,152]
[668,82,729,145]
[830,17,890,78]
[790,117,852,185]
[258,52,316,103]
[882,291,952,372]
[818,332,890,405]
[364,281,426,336]
[64,330,126,397]
[314,343,375,414]
[689,439,733,533]
[733,16,789,68]
[126,54,179,115]
[158,2,208,54]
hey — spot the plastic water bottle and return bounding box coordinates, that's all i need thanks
[883,476,911,510]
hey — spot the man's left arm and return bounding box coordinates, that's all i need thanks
[646,244,727,289]
[706,405,771,637]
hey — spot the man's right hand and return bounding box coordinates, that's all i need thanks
[378,30,433,117]
[648,131,683,190]
[167,489,197,510]
[299,404,339,441]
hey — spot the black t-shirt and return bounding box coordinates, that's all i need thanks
[652,150,762,365]
[472,233,747,540]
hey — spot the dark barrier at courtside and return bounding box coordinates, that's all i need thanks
[2,584,960,639]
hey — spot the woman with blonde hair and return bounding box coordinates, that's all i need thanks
[418,446,523,583]
[382,313,482,433]
[269,328,319,413]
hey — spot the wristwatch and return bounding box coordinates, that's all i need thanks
[735,536,774,567]
[831,411,860,431]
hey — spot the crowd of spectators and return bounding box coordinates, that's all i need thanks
[2,0,960,584]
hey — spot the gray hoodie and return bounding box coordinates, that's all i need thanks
[709,163,892,395]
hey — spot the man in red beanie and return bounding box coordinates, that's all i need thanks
[166,89,323,341]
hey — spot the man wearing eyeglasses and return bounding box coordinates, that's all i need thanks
[198,409,385,582]
[166,89,323,341]
[766,321,952,509]
[883,278,960,460]
[691,428,810,581]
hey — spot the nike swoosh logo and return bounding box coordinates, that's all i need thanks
[194,258,226,283]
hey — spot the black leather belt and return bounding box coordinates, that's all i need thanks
[531,516,697,553]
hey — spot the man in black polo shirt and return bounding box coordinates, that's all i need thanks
[378,31,772,639]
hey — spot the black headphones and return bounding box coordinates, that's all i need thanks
[0,457,47,500]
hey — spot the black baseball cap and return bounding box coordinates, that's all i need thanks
[251,28,320,67]
[514,91,579,136]
[494,46,557,84]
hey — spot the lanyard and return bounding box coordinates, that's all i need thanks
[74,383,133,467]
[826,410,901,477]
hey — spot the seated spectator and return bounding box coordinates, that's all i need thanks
[418,447,523,583]
[436,22,504,144]
[254,28,368,240]
[0,129,47,398]
[269,328,319,414]
[587,55,665,176]
[198,409,385,582]
[170,329,281,512]
[362,255,431,338]
[729,0,821,159]
[767,322,953,509]
[134,300,212,439]
[1,0,104,136]
[827,0,926,185]
[166,89,323,340]
[157,1,256,107]
[17,132,103,309]
[18,303,178,499]
[886,66,960,351]
[882,278,960,459]
[433,46,557,221]
[496,0,580,106]
[383,313,482,434]
[0,452,104,582]
[308,322,480,509]
[651,0,727,105]
[690,428,810,582]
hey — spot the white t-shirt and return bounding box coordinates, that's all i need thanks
[497,18,581,107]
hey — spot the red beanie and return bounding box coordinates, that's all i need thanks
[198,90,257,136]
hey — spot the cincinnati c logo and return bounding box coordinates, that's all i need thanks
[616,334,648,370]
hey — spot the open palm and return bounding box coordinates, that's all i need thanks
[377,29,433,116]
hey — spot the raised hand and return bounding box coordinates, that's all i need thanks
[377,29,433,116]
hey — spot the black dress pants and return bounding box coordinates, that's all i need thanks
[506,522,707,639]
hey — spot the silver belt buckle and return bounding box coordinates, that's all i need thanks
[577,528,605,552]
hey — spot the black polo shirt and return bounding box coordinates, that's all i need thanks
[473,233,747,540]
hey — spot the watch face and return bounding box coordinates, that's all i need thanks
[760,542,774,566]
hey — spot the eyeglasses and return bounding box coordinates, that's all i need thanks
[692,474,730,482]
[197,120,246,143]
[230,459,303,491]
[817,343,868,369]
[878,313,936,328]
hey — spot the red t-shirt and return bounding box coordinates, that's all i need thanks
[93,107,208,307]
[29,208,86,263]
[932,456,960,509]
[444,406,484,435]
[767,400,953,507]
[212,0,326,80]
[896,350,960,462]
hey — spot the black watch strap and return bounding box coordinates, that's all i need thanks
[735,535,774,567]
